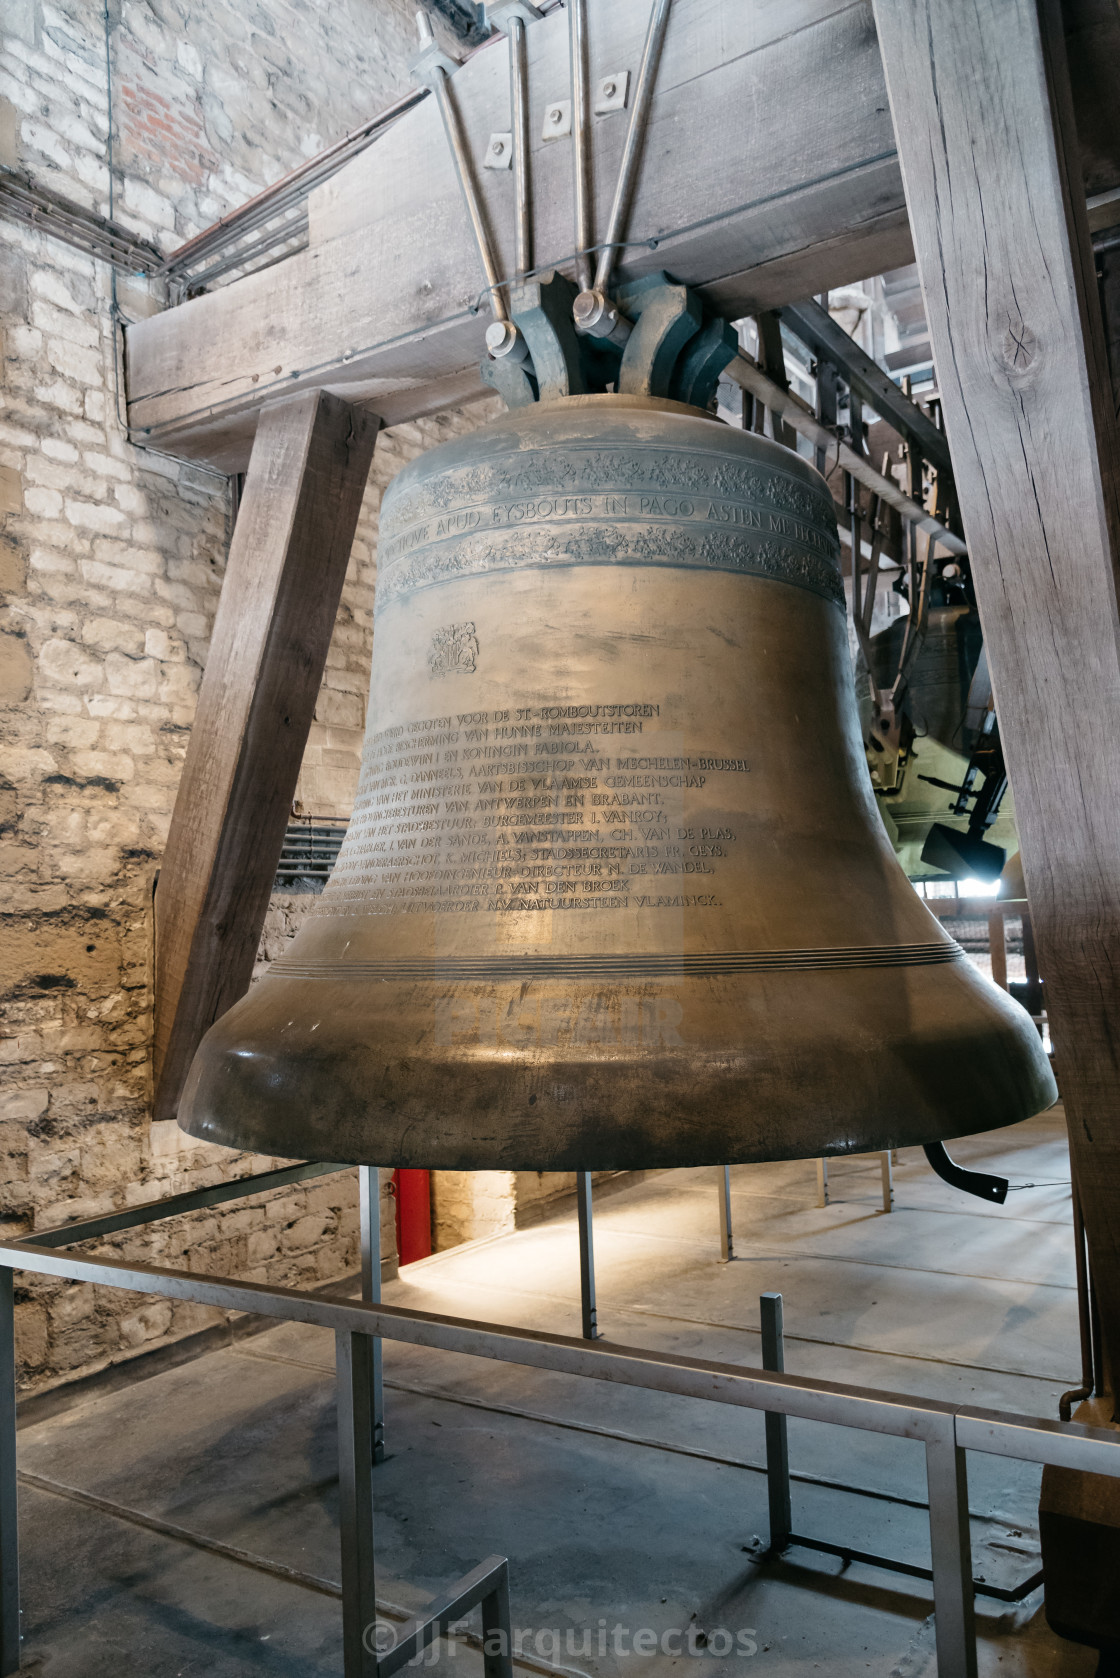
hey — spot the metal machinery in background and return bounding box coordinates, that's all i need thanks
[759,299,1018,887]
[177,0,1054,1170]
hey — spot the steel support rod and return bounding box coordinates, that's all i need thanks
[416,15,508,321]
[760,1292,792,1553]
[717,1166,733,1263]
[924,1424,977,1678]
[724,352,967,555]
[509,15,531,279]
[336,1328,379,1677]
[568,0,592,290]
[576,1172,598,1340]
[593,0,672,296]
[0,1271,18,1678]
[815,357,839,477]
[359,1167,386,1465]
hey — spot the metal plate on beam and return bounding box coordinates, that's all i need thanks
[541,98,571,140]
[594,70,630,113]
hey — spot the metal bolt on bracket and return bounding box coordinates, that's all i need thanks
[485,319,531,362]
[573,286,632,348]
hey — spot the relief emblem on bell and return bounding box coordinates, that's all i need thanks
[428,621,479,678]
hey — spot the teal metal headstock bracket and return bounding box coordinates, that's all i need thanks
[481,270,737,411]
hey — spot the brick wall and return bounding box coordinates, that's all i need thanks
[0,0,486,1397]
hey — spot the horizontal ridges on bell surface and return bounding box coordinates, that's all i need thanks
[269,942,965,981]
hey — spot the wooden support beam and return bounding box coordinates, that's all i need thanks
[153,391,378,1124]
[871,0,1120,1389]
[1100,242,1120,423]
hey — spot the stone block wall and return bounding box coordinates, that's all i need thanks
[429,1171,622,1251]
[0,0,484,1398]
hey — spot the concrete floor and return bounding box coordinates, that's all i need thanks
[13,1108,1100,1676]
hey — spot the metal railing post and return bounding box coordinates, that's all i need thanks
[359,1167,386,1464]
[879,1151,894,1213]
[760,1292,791,1553]
[576,1173,598,1339]
[925,1421,977,1678]
[717,1165,733,1262]
[0,1269,18,1676]
[336,1328,380,1677]
[481,1558,514,1678]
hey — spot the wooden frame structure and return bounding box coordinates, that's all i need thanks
[122,0,1118,471]
[872,0,1120,1395]
[130,0,1120,1408]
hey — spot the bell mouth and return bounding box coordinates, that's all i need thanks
[180,956,1055,1170]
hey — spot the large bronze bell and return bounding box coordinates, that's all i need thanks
[180,393,1055,1167]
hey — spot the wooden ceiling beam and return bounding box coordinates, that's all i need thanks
[124,0,914,470]
[124,0,1120,473]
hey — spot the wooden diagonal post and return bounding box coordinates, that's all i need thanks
[153,390,378,1123]
[871,0,1120,1390]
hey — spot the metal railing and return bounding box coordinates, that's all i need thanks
[1,1170,1118,1676]
[275,818,349,883]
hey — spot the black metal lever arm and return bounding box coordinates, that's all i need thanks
[923,1142,1009,1203]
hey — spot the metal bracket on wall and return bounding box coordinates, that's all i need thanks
[541,99,572,140]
